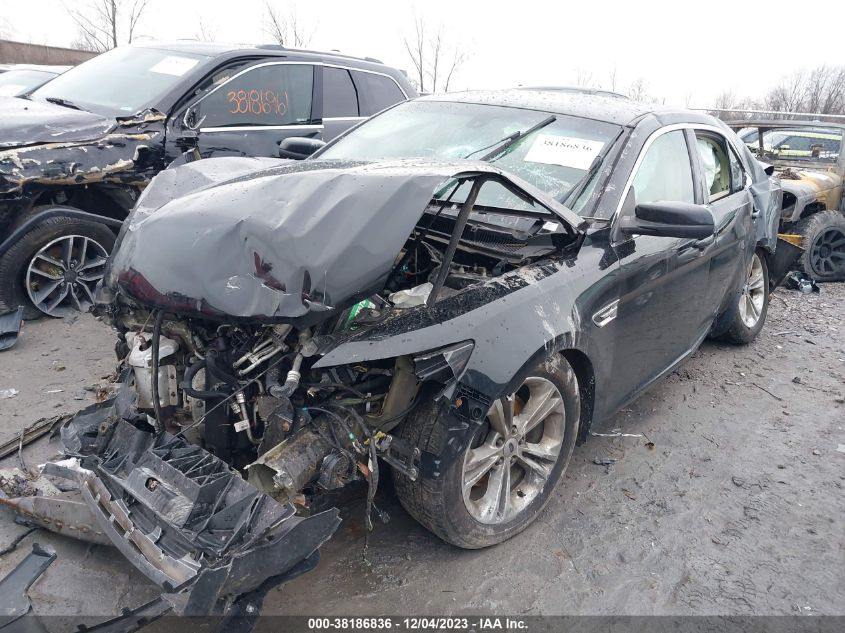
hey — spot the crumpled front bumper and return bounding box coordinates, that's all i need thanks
[3,395,340,617]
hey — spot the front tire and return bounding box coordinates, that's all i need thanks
[394,355,580,549]
[716,249,769,345]
[0,213,115,319]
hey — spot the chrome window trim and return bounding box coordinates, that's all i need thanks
[198,124,324,133]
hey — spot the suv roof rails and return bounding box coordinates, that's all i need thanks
[253,43,384,65]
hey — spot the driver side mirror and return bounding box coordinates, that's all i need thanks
[619,199,715,240]
[278,137,326,160]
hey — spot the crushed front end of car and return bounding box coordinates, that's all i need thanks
[2,156,586,623]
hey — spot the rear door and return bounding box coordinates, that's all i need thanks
[691,130,755,318]
[185,62,321,158]
[320,65,364,141]
[606,128,713,410]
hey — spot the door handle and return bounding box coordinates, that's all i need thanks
[694,235,715,250]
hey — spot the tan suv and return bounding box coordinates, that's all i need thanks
[729,120,845,281]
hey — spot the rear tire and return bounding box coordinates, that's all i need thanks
[0,213,115,319]
[394,355,580,549]
[716,249,769,345]
[793,210,845,281]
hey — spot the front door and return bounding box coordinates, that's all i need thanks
[607,129,713,410]
[692,130,755,317]
[183,62,322,159]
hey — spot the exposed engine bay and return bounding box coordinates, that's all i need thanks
[105,181,574,514]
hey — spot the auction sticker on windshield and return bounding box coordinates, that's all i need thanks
[150,56,200,76]
[525,134,604,170]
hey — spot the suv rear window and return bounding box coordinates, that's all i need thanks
[323,67,359,118]
[353,71,406,115]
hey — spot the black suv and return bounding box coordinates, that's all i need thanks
[0,41,415,318]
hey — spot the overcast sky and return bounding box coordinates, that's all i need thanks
[2,0,843,106]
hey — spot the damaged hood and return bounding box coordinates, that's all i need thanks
[0,96,116,148]
[108,157,585,323]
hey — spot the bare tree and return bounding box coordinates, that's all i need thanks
[264,1,313,48]
[194,17,217,43]
[403,15,466,94]
[574,69,593,89]
[608,66,618,93]
[626,78,649,102]
[804,65,845,114]
[66,0,150,52]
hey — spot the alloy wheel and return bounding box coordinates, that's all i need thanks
[809,226,845,277]
[25,234,109,317]
[737,252,765,328]
[461,376,566,525]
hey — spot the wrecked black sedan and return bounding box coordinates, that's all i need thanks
[3,90,781,620]
[0,41,413,319]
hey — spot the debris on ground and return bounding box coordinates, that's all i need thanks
[784,271,820,294]
[0,306,24,352]
[0,543,56,626]
[593,457,618,466]
[0,388,19,399]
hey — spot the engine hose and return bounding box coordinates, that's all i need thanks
[268,353,303,398]
[179,358,225,400]
[150,311,165,435]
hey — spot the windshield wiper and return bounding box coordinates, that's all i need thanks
[44,97,83,111]
[560,129,623,207]
[464,115,557,162]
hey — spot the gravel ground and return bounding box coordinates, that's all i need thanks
[0,285,843,623]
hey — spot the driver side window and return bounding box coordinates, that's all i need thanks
[631,130,695,205]
[192,64,315,128]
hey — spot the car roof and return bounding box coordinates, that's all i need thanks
[725,119,845,132]
[132,40,390,70]
[417,89,713,127]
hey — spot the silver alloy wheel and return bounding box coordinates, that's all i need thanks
[25,234,109,317]
[461,376,565,525]
[738,252,765,328]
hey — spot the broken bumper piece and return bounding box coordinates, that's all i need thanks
[45,400,340,616]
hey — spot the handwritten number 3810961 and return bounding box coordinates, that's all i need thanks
[227,90,289,116]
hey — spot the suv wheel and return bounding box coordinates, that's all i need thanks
[394,356,579,549]
[793,210,845,281]
[0,213,115,319]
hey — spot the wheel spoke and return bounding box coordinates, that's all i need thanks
[463,449,500,490]
[60,237,74,268]
[516,453,553,480]
[76,280,97,305]
[748,270,764,290]
[45,285,69,312]
[521,440,560,462]
[35,253,65,270]
[68,286,84,312]
[516,382,562,435]
[749,295,761,319]
[487,398,512,438]
[77,255,107,272]
[31,280,62,303]
[28,266,63,281]
[477,463,511,522]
